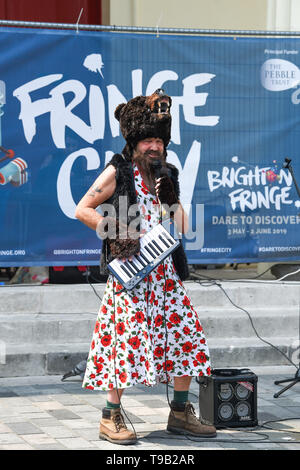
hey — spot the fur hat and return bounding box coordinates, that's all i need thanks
[114,89,172,157]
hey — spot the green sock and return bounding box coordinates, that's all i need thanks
[173,390,189,404]
[106,400,121,409]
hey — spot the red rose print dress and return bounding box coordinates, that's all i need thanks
[82,164,211,391]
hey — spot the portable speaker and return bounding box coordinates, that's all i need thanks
[197,368,258,428]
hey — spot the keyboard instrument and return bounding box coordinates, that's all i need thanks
[107,223,179,290]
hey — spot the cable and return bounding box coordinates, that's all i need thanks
[85,269,300,446]
[217,280,297,368]
[251,265,273,279]
[162,257,173,413]
[146,381,300,444]
[85,264,300,441]
[188,264,300,285]
[85,268,137,440]
[145,430,300,445]
[83,264,300,447]
[190,273,299,369]
[260,417,300,434]
[85,270,103,302]
[277,267,300,282]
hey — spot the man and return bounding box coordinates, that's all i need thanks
[75,89,216,445]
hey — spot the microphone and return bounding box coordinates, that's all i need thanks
[150,159,162,180]
[150,159,172,180]
[150,159,164,219]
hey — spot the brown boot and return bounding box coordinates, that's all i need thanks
[99,407,137,445]
[167,401,217,438]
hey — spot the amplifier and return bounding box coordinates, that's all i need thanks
[197,368,258,428]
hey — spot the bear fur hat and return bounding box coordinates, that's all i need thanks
[114,88,172,159]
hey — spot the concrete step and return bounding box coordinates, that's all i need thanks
[0,281,299,314]
[0,343,89,378]
[0,281,298,377]
[0,336,296,378]
[208,336,297,369]
[200,306,298,339]
[0,313,96,344]
[0,306,298,344]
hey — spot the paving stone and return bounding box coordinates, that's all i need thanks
[52,395,85,405]
[79,399,105,409]
[90,438,128,450]
[0,396,33,406]
[56,437,97,449]
[6,422,41,435]
[0,433,25,445]
[123,411,146,424]
[137,399,168,409]
[121,397,149,408]
[72,411,100,423]
[1,368,300,450]
[39,425,78,438]
[10,405,45,415]
[133,422,167,433]
[58,419,95,429]
[138,413,168,424]
[34,401,65,411]
[21,433,58,446]
[2,412,52,421]
[28,395,59,403]
[35,443,67,450]
[0,423,13,433]
[29,418,61,427]
[73,427,99,441]
[47,409,82,420]
[0,443,34,450]
[64,404,98,414]
[130,406,161,416]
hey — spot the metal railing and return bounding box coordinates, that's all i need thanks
[1,19,300,37]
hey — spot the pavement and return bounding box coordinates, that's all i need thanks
[1,365,300,452]
[1,263,300,455]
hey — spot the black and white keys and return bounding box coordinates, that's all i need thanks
[107,223,180,290]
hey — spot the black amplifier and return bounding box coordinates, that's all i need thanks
[197,368,258,428]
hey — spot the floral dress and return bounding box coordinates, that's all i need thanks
[83,164,211,391]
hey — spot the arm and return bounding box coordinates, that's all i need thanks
[155,176,189,234]
[75,164,117,230]
[173,202,189,235]
[75,164,140,259]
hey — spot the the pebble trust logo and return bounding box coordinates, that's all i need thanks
[261,58,300,91]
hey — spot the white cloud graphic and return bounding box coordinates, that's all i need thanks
[83,54,104,78]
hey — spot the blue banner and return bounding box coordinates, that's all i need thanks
[0,27,299,266]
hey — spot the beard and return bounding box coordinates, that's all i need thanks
[132,148,166,182]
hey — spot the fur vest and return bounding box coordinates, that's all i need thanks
[99,153,189,281]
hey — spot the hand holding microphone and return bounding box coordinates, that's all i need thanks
[150,159,179,207]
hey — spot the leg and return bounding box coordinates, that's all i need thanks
[100,387,137,445]
[173,376,192,404]
[107,387,124,406]
[167,376,217,438]
[174,375,192,391]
